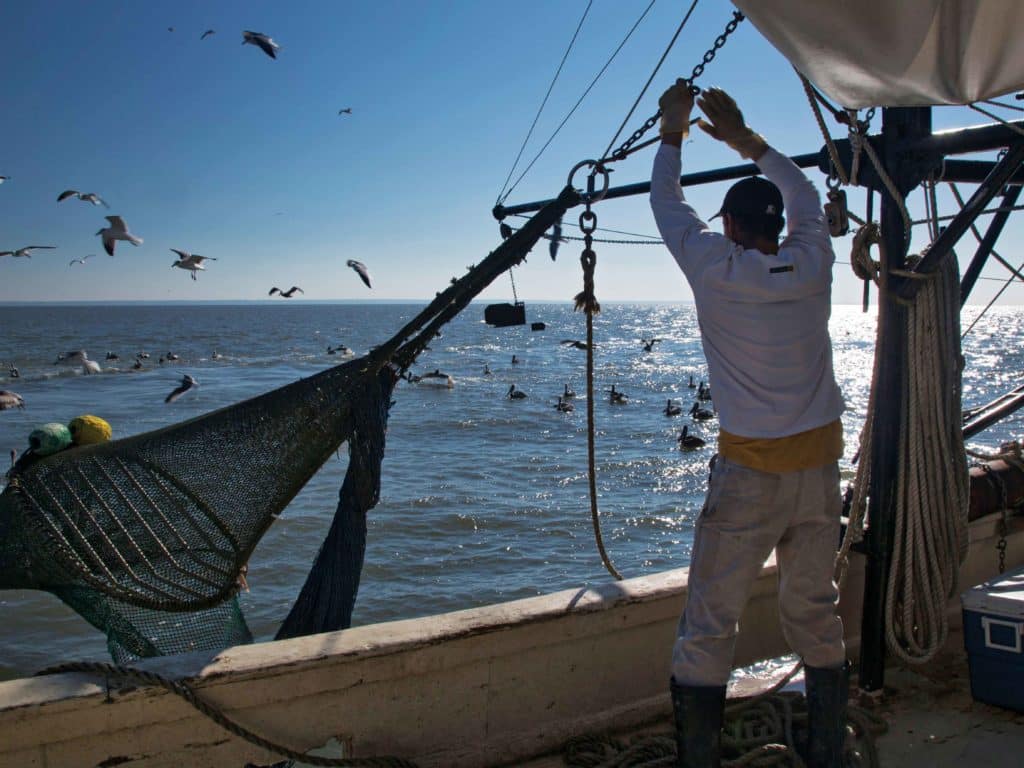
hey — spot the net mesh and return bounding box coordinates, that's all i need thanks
[0,186,575,661]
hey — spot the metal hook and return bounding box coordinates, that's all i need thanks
[567,159,610,205]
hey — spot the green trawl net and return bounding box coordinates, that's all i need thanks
[0,186,576,661]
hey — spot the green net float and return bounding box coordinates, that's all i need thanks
[28,423,73,456]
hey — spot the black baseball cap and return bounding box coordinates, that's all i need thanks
[710,176,784,221]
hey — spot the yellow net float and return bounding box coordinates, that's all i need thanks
[68,414,113,446]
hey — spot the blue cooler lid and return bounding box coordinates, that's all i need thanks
[961,564,1024,618]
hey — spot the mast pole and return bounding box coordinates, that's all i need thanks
[857,106,932,693]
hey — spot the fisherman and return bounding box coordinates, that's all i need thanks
[651,81,847,768]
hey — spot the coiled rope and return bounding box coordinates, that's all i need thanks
[37,661,419,767]
[884,252,970,663]
[561,691,887,767]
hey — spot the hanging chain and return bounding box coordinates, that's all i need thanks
[603,11,745,164]
[508,263,519,303]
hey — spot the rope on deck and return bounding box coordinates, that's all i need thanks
[36,661,420,768]
[561,693,887,767]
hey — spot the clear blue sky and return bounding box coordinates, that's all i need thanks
[2,0,1022,305]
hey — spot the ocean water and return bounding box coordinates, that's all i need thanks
[0,301,1021,679]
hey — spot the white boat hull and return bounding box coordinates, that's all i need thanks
[1,512,1022,767]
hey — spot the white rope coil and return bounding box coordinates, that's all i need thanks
[884,253,970,663]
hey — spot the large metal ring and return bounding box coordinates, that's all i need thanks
[567,159,610,205]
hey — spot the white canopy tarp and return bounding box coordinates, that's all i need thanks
[733,1,1024,108]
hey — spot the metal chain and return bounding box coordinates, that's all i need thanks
[508,264,519,303]
[604,11,745,164]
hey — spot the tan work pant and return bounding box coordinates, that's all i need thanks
[671,456,846,686]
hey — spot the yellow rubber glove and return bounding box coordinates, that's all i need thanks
[658,78,694,137]
[696,87,768,160]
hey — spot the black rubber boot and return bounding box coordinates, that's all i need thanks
[669,677,726,768]
[804,662,850,768]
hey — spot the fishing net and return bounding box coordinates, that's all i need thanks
[0,187,576,661]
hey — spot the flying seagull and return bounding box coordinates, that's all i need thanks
[165,374,198,404]
[200,29,216,40]
[0,176,9,184]
[269,286,303,297]
[1,245,56,258]
[58,189,109,208]
[97,216,143,255]
[338,107,352,115]
[55,349,101,374]
[242,30,280,59]
[549,217,563,261]
[170,249,216,280]
[346,259,372,288]
[69,254,96,267]
[560,339,591,351]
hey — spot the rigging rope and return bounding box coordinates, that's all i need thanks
[598,0,700,161]
[496,0,593,206]
[502,0,658,201]
[574,206,623,581]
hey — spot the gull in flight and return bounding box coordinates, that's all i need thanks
[0,176,9,184]
[97,216,143,255]
[171,249,216,280]
[1,245,56,258]
[200,29,216,40]
[339,107,352,115]
[242,30,280,59]
[165,374,198,404]
[55,349,101,374]
[57,189,109,208]
[69,254,96,267]
[269,286,303,297]
[346,259,372,288]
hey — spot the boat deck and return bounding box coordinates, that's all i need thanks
[517,626,1024,768]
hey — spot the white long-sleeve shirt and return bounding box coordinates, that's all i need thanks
[649,143,844,438]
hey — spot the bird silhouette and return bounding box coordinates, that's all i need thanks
[1,245,56,258]
[664,399,682,416]
[269,286,304,297]
[68,254,96,267]
[641,338,663,352]
[346,259,372,288]
[338,107,353,115]
[560,339,590,350]
[678,426,706,450]
[689,402,715,420]
[57,189,108,208]
[508,384,528,400]
[549,218,564,261]
[242,30,280,59]
[165,374,198,404]
[200,29,216,40]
